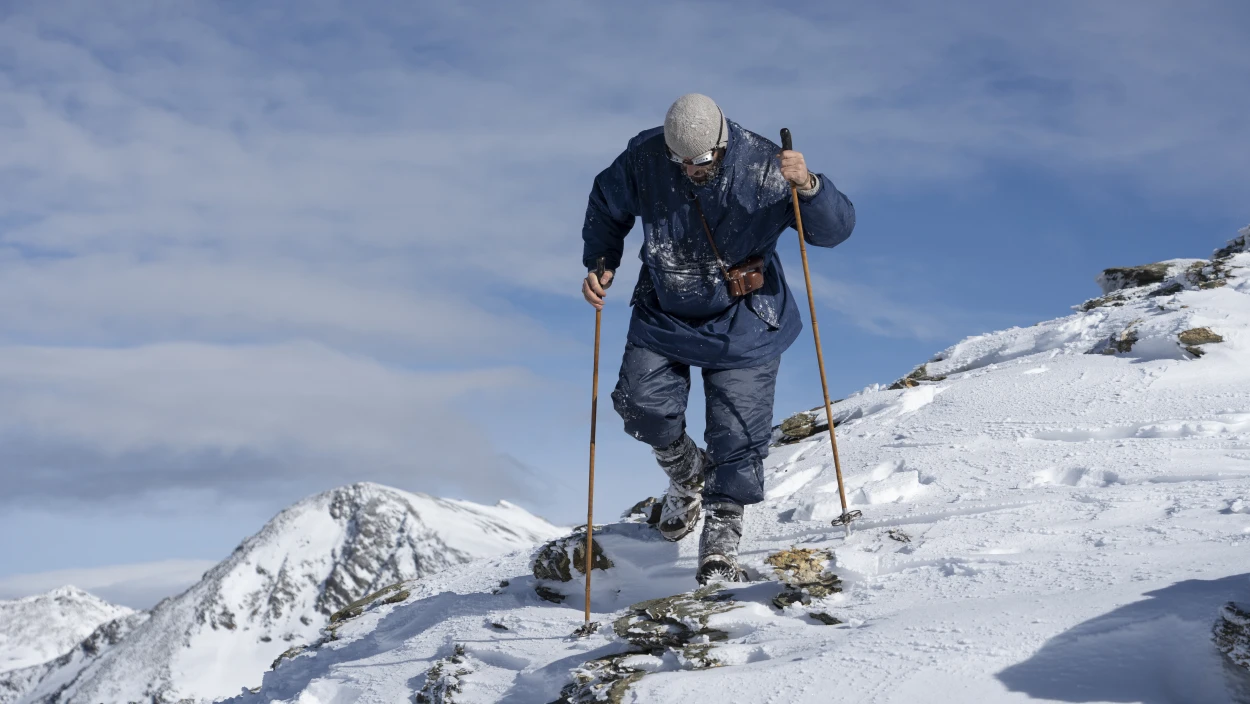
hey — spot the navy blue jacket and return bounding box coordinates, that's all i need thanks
[582,121,855,369]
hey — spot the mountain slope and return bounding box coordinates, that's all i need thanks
[230,227,1250,703]
[0,587,132,675]
[9,482,564,704]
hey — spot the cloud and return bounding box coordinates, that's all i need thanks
[0,560,218,610]
[0,342,539,504]
[0,0,1245,518]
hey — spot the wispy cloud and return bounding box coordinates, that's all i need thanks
[0,343,538,503]
[0,560,217,610]
[0,0,1245,518]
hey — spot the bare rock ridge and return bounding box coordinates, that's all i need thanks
[1,482,563,704]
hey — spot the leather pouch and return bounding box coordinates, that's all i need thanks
[725,255,765,298]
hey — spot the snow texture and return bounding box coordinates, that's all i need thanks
[0,587,132,675]
[1,483,563,703]
[218,227,1250,703]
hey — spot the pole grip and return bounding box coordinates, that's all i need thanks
[595,256,605,279]
[780,128,793,152]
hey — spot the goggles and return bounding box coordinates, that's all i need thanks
[667,147,721,167]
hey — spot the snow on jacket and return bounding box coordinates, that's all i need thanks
[581,120,856,368]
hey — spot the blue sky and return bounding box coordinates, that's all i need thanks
[0,0,1247,606]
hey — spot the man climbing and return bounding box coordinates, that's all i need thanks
[581,94,855,584]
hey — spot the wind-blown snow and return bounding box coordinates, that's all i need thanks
[220,229,1250,703]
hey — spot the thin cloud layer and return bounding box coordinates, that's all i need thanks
[0,343,537,502]
[0,0,1246,516]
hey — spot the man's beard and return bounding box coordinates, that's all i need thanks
[684,161,722,187]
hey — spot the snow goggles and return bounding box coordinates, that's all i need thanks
[667,147,721,167]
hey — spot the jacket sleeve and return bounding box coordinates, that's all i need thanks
[582,146,640,271]
[790,173,855,248]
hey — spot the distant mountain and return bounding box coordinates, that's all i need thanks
[0,587,132,675]
[3,482,564,703]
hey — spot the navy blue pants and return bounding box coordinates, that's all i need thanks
[611,342,780,506]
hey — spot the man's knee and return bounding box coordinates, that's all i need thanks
[612,345,689,447]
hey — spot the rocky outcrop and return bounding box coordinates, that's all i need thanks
[555,586,740,703]
[1096,263,1172,294]
[765,548,843,609]
[1088,324,1140,355]
[888,363,948,390]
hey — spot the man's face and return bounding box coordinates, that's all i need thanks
[682,148,724,185]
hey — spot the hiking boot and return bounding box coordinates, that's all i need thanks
[697,502,747,584]
[653,435,707,542]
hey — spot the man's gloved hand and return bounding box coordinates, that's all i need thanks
[779,149,815,191]
[582,269,615,310]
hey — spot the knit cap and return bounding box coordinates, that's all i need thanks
[664,94,728,159]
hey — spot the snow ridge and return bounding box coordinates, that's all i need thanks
[0,587,132,675]
[4,482,563,704]
[225,226,1250,703]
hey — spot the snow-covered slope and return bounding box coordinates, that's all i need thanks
[6,482,563,704]
[230,227,1250,703]
[0,587,132,675]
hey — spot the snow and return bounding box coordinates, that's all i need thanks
[3,483,563,703]
[216,230,1250,703]
[0,587,132,674]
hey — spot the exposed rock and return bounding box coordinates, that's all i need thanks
[888,364,947,391]
[779,411,820,441]
[555,586,741,703]
[1087,325,1140,355]
[1097,263,1171,294]
[1216,603,1250,671]
[621,497,661,525]
[1213,226,1250,259]
[270,645,305,671]
[534,586,566,604]
[1186,258,1240,289]
[766,548,843,608]
[415,644,471,704]
[1186,346,1206,359]
[532,528,613,584]
[1079,291,1129,312]
[1179,327,1224,346]
[328,583,409,625]
[809,612,842,626]
[1149,282,1185,298]
[887,529,912,543]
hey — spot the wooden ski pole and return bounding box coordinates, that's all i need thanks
[584,257,606,622]
[781,128,858,537]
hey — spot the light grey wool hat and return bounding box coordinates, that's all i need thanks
[663,93,728,159]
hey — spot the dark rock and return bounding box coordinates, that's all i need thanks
[270,645,306,671]
[888,364,947,391]
[622,497,661,525]
[1079,292,1128,312]
[1097,263,1171,294]
[1149,282,1186,298]
[328,583,407,625]
[887,529,912,543]
[1186,346,1206,358]
[1214,228,1250,259]
[766,548,842,608]
[1087,326,1139,355]
[416,644,471,704]
[1179,327,1224,346]
[1216,602,1250,671]
[809,612,842,625]
[535,586,566,604]
[532,529,613,584]
[555,586,740,703]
